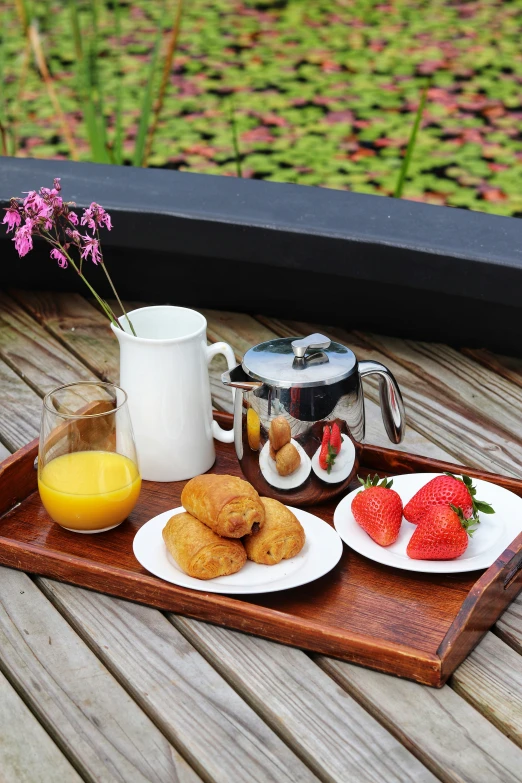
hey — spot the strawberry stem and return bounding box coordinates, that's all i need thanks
[357,474,394,490]
[445,472,495,520]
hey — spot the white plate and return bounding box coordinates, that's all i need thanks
[259,439,311,490]
[311,434,356,484]
[133,505,343,594]
[334,472,521,573]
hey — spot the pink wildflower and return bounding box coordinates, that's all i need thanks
[40,187,63,211]
[2,206,22,233]
[50,248,68,268]
[66,227,81,245]
[81,202,112,231]
[13,220,34,257]
[23,191,51,220]
[80,234,102,265]
[68,211,79,225]
[53,178,61,192]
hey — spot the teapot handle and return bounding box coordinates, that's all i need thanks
[359,360,406,444]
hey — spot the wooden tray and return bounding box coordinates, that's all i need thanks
[1,411,521,687]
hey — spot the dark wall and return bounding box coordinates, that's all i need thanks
[1,157,521,352]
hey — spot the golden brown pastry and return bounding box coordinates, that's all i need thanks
[269,416,291,451]
[163,512,246,579]
[181,474,265,538]
[269,443,277,461]
[243,497,305,565]
[275,442,301,476]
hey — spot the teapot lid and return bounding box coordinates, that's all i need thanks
[242,333,357,388]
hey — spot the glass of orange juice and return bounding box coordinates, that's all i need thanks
[38,382,141,533]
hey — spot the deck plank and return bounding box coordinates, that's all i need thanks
[0,669,82,783]
[462,348,522,391]
[451,632,522,749]
[202,309,453,461]
[0,290,95,394]
[359,333,522,452]
[0,440,10,461]
[0,358,41,451]
[496,593,522,655]
[39,579,319,783]
[0,568,201,783]
[258,316,522,476]
[171,617,438,783]
[11,289,120,381]
[319,655,522,783]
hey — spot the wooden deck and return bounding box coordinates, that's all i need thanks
[0,289,522,782]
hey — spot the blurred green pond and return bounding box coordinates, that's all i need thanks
[2,0,522,216]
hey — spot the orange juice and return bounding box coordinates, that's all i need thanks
[39,451,141,532]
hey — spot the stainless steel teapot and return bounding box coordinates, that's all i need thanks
[221,333,405,505]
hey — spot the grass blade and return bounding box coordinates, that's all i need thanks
[67,0,109,163]
[143,0,183,167]
[88,0,110,159]
[132,0,167,168]
[228,95,243,178]
[28,21,79,160]
[393,84,429,199]
[112,0,124,165]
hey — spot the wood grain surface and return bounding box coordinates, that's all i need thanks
[0,290,95,393]
[172,617,438,783]
[0,669,82,783]
[0,567,200,783]
[0,357,41,451]
[319,655,522,783]
[496,592,522,655]
[12,290,120,381]
[39,579,318,783]
[451,631,522,748]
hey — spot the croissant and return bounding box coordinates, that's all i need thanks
[269,416,291,451]
[181,474,265,538]
[163,512,246,579]
[243,497,305,565]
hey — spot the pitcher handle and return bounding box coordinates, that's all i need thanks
[359,360,406,444]
[206,342,236,443]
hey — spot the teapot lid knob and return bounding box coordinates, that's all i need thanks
[291,333,331,359]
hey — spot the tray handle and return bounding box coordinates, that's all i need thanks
[437,531,522,684]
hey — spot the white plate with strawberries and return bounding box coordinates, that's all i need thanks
[334,472,520,573]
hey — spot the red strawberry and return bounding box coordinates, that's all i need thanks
[319,425,337,473]
[404,473,494,525]
[407,505,477,560]
[330,422,342,455]
[351,474,403,547]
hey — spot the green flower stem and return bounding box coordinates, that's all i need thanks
[43,232,121,329]
[94,228,136,336]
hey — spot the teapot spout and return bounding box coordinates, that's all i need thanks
[221,365,263,391]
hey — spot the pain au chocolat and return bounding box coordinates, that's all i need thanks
[243,497,305,565]
[163,512,246,580]
[181,474,265,538]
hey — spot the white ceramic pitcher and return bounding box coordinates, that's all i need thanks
[111,305,235,481]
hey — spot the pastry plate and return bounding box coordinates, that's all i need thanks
[133,505,343,594]
[334,472,522,574]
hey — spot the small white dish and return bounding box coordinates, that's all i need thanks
[334,472,520,574]
[259,439,311,490]
[311,434,356,484]
[133,504,343,594]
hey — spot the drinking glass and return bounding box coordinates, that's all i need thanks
[38,382,141,533]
